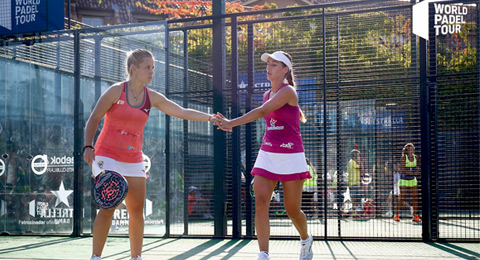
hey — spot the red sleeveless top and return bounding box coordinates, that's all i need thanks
[95,82,151,163]
[260,83,304,153]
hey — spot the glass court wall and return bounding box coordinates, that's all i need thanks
[0,22,173,236]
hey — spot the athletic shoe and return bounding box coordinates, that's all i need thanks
[131,256,142,260]
[383,211,393,217]
[90,255,101,260]
[257,251,271,260]
[409,206,414,216]
[300,234,313,260]
[394,215,400,222]
[412,215,422,223]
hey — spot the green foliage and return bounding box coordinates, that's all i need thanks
[435,22,478,130]
[437,22,477,74]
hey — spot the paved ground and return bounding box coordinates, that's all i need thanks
[0,236,478,260]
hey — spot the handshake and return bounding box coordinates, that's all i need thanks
[210,112,233,132]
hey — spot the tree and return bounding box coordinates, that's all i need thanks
[136,0,245,20]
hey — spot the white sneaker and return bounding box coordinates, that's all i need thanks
[90,256,101,260]
[131,256,143,260]
[257,251,271,260]
[300,234,313,260]
[383,211,393,217]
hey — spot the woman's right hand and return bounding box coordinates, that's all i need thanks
[213,112,233,132]
[83,147,95,167]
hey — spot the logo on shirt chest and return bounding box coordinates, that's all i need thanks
[280,142,294,149]
[267,118,284,130]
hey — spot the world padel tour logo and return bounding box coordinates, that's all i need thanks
[413,0,469,40]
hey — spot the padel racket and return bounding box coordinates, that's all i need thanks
[93,170,128,210]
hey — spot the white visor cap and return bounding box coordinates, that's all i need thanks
[261,51,292,70]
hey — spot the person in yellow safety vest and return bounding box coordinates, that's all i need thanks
[302,158,318,218]
[347,149,363,217]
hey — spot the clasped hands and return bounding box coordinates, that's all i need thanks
[211,112,233,132]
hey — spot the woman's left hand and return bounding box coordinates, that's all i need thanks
[213,112,233,132]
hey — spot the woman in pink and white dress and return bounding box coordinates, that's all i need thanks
[214,51,313,260]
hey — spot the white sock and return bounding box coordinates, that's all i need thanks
[260,251,269,255]
[301,235,310,244]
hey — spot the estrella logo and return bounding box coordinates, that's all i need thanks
[267,118,284,130]
[270,118,277,127]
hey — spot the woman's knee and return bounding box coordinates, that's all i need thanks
[127,201,145,214]
[285,207,303,219]
[284,202,302,218]
[97,209,115,219]
[255,195,272,209]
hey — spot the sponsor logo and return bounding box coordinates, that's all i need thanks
[143,154,151,173]
[237,80,272,89]
[263,142,273,147]
[413,0,468,41]
[238,80,248,89]
[0,159,4,176]
[31,154,48,175]
[26,200,73,225]
[280,142,294,149]
[31,154,74,175]
[267,118,284,130]
[117,100,125,105]
[25,181,74,225]
[51,181,73,207]
[119,130,141,138]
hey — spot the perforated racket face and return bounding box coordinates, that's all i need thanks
[94,171,128,210]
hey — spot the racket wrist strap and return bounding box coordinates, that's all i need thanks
[82,145,95,154]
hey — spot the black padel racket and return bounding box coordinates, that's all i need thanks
[93,170,128,210]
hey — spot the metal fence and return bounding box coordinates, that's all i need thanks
[0,0,478,242]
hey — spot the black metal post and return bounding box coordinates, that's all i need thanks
[90,35,102,233]
[72,29,83,237]
[55,41,61,112]
[164,25,171,238]
[183,29,189,235]
[428,1,439,241]
[212,0,227,238]
[322,8,328,239]
[230,16,242,239]
[477,0,480,163]
[94,37,102,102]
[245,23,255,238]
[419,1,432,242]
[67,0,71,30]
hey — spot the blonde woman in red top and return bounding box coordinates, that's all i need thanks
[83,49,216,260]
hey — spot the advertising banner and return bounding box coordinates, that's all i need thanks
[0,0,64,35]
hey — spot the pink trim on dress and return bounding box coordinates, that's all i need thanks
[251,167,312,181]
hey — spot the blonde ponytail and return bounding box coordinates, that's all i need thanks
[283,52,306,123]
